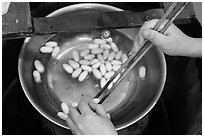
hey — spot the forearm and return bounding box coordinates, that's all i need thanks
[186,38,202,58]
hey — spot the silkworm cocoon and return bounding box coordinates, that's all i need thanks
[100,63,106,76]
[61,102,69,114]
[104,71,115,79]
[111,60,122,65]
[100,43,111,49]
[108,52,115,61]
[115,50,122,60]
[97,54,105,63]
[72,68,82,78]
[72,50,80,62]
[78,71,88,82]
[34,60,44,73]
[63,64,73,74]
[122,54,128,63]
[92,69,102,79]
[90,59,99,65]
[110,42,119,52]
[92,61,102,69]
[84,54,95,60]
[45,41,58,47]
[100,77,107,88]
[71,102,78,107]
[80,49,90,57]
[91,48,104,54]
[139,66,146,78]
[51,46,60,57]
[103,49,110,60]
[40,46,53,53]
[33,70,42,83]
[93,38,106,45]
[112,65,121,71]
[105,61,112,72]
[88,43,99,49]
[79,60,90,65]
[93,98,100,104]
[81,65,92,72]
[57,112,68,120]
[68,60,79,69]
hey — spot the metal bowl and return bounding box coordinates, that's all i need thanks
[18,3,166,131]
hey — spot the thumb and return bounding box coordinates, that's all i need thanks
[88,102,109,118]
[142,29,167,47]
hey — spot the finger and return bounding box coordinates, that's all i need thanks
[72,130,80,135]
[134,19,159,49]
[137,19,160,46]
[137,19,169,46]
[141,19,160,30]
[66,117,80,135]
[142,29,168,47]
[88,102,109,118]
[78,101,94,115]
[66,116,76,130]
[141,19,168,31]
[69,107,80,123]
[131,37,141,53]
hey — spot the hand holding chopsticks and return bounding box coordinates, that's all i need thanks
[94,2,189,104]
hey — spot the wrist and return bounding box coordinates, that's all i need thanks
[184,37,202,58]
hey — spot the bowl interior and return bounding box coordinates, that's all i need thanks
[19,3,166,130]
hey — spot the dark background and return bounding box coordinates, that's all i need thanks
[2,2,202,135]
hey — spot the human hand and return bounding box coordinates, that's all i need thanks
[2,2,11,15]
[134,19,202,57]
[66,101,117,135]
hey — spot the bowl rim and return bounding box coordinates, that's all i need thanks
[18,3,166,131]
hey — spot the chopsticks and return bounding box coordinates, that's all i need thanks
[94,2,189,104]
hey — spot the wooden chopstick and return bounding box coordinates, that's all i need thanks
[95,2,188,104]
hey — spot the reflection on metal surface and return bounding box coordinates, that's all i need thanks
[18,3,166,131]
